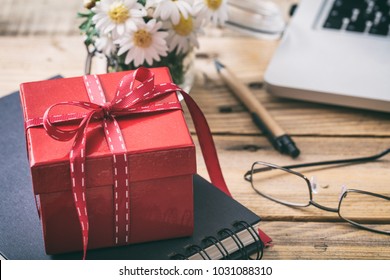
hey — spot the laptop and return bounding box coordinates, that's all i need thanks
[264,0,390,113]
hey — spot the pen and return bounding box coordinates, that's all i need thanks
[214,60,300,158]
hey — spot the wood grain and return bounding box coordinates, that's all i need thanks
[260,221,390,260]
[0,36,86,97]
[192,135,390,219]
[2,35,389,138]
[0,0,82,36]
[189,50,390,137]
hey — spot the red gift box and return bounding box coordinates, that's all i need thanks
[19,67,198,256]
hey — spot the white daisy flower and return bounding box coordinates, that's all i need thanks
[92,0,147,38]
[194,0,228,26]
[95,34,117,56]
[167,14,202,54]
[147,0,193,25]
[116,19,168,66]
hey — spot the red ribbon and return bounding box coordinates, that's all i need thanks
[27,67,231,259]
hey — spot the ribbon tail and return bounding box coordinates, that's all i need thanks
[180,91,232,197]
[69,113,96,259]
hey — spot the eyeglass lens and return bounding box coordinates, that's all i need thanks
[251,162,310,207]
[339,190,390,233]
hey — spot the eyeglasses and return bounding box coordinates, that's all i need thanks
[244,148,390,235]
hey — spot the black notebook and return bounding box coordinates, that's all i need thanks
[0,85,263,260]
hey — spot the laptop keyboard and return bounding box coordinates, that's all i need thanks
[323,0,390,36]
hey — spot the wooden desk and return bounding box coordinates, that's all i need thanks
[1,0,389,260]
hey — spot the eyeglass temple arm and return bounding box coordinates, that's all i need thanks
[280,147,390,169]
[244,148,390,181]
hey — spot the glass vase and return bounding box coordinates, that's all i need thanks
[85,47,195,94]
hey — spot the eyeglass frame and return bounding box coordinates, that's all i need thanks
[244,148,390,235]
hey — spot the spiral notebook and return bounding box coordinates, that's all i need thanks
[0,84,266,260]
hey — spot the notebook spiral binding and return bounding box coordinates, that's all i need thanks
[170,220,264,260]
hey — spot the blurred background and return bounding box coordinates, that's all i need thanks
[0,0,292,97]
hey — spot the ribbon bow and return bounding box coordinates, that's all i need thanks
[39,67,230,259]
[43,67,181,142]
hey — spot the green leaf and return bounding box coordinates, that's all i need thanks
[79,20,89,30]
[77,11,92,18]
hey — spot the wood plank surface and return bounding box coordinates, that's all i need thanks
[191,135,390,259]
[193,135,390,219]
[1,35,389,137]
[0,0,82,36]
[189,41,390,137]
[260,221,390,260]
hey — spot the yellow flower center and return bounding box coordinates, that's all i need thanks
[133,29,153,48]
[204,0,222,11]
[108,2,130,24]
[173,15,193,36]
